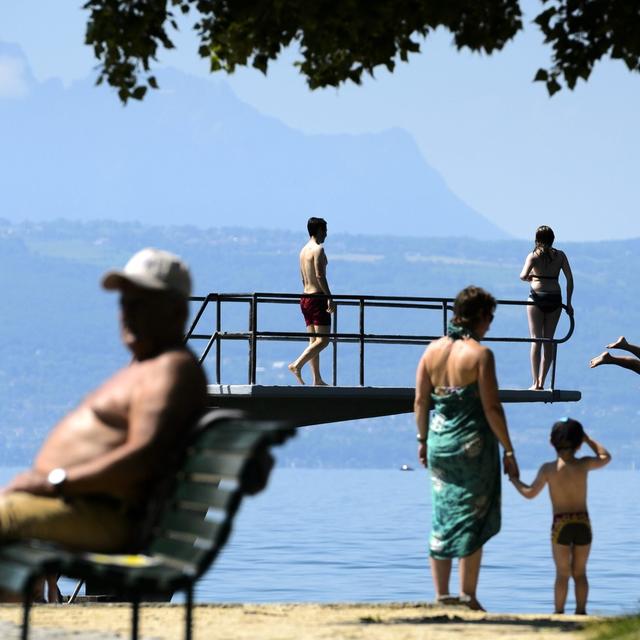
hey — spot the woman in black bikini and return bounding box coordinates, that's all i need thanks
[520,226,574,390]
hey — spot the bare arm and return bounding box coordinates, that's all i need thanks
[313,247,335,312]
[581,433,611,470]
[414,351,433,468]
[519,253,534,281]
[510,464,548,499]
[560,251,574,314]
[477,347,519,478]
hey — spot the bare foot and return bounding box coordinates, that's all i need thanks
[312,379,328,386]
[529,384,543,391]
[288,363,305,385]
[589,351,613,368]
[606,336,628,350]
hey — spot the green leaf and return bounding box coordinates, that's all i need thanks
[547,78,561,96]
[131,86,148,100]
[534,68,548,82]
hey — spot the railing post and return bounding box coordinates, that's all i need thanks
[550,341,558,391]
[184,296,209,342]
[359,298,365,386]
[442,300,448,336]
[215,296,222,384]
[332,303,338,387]
[248,294,258,384]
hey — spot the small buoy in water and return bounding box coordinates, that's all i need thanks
[400,464,414,471]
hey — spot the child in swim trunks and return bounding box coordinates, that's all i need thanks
[510,418,611,614]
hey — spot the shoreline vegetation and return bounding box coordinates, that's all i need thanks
[0,602,612,639]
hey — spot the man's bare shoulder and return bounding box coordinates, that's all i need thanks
[310,243,325,258]
[140,347,198,368]
[137,348,206,388]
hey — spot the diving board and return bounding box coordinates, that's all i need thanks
[207,385,581,427]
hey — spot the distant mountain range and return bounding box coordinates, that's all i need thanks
[0,41,507,240]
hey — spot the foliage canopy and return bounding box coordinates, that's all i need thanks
[83,0,640,103]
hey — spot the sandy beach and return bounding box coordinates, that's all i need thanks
[0,602,598,639]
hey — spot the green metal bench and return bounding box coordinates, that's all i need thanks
[0,411,294,640]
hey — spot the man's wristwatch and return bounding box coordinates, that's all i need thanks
[416,434,427,444]
[47,468,67,495]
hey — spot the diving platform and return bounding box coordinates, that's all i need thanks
[207,385,582,427]
[187,291,580,427]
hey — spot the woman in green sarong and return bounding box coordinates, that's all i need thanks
[414,286,520,611]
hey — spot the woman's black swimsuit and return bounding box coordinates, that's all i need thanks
[529,275,562,313]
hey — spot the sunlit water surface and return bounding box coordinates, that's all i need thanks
[2,467,637,614]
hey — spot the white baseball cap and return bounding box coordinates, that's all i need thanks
[101,248,192,298]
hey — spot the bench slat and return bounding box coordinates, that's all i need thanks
[192,421,288,449]
[183,451,246,477]
[157,510,226,541]
[0,543,65,569]
[192,429,264,452]
[0,560,34,593]
[148,537,210,567]
[173,482,237,510]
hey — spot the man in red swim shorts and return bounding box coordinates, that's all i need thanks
[288,217,334,385]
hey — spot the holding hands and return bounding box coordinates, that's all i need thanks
[503,451,519,479]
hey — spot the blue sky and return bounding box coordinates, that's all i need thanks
[1,1,639,241]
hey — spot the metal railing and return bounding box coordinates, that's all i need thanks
[185,292,575,390]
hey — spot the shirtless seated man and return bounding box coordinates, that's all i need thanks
[0,248,207,601]
[288,217,335,386]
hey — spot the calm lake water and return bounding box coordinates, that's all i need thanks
[2,467,638,614]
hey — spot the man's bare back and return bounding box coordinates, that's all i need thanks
[299,239,328,295]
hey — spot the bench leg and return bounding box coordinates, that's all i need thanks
[131,596,140,640]
[66,579,84,605]
[185,585,193,640]
[21,595,31,640]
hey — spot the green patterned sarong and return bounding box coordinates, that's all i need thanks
[427,382,501,559]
